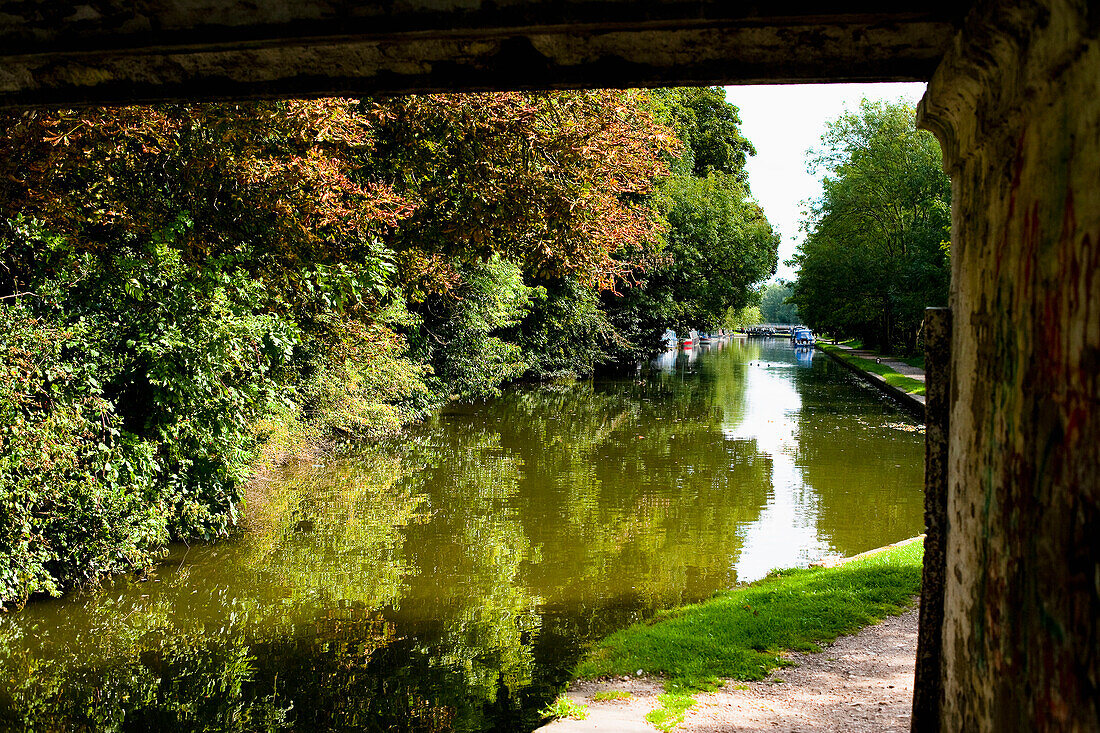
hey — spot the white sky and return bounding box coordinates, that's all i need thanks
[724,83,927,282]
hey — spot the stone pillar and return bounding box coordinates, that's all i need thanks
[916,0,1100,730]
[912,307,951,732]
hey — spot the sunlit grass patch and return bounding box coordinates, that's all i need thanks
[541,693,589,721]
[591,690,633,701]
[646,688,696,732]
[819,345,926,396]
[576,539,923,696]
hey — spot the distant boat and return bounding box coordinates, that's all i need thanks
[791,327,816,346]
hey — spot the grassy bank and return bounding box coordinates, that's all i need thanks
[826,339,925,371]
[573,539,924,729]
[819,344,926,397]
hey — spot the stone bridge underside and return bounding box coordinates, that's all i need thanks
[0,1,965,105]
[2,2,1098,732]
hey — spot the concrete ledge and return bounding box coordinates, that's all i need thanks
[811,534,926,569]
[816,345,926,419]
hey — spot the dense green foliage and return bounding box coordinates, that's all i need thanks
[603,88,778,356]
[790,100,950,352]
[651,174,776,333]
[0,101,409,606]
[759,282,800,324]
[722,304,763,331]
[0,89,777,606]
[576,539,923,689]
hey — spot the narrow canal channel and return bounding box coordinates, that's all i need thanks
[0,338,925,732]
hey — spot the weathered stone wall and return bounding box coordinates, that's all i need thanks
[917,0,1099,729]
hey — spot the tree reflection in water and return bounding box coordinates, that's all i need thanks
[0,341,923,732]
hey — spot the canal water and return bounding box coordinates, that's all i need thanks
[0,338,925,732]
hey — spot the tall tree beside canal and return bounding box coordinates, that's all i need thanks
[603,87,779,356]
[789,99,950,353]
[361,91,674,390]
[0,89,779,606]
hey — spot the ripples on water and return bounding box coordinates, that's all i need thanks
[0,339,924,732]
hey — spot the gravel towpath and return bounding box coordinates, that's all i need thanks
[538,606,918,732]
[831,346,927,382]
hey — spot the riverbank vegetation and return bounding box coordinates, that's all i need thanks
[574,539,924,728]
[758,281,799,324]
[789,100,950,354]
[819,344,926,397]
[0,89,778,606]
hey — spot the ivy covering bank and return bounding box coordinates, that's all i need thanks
[0,89,778,607]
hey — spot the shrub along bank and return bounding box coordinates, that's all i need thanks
[0,90,778,607]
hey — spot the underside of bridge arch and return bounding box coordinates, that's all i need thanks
[2,1,1098,731]
[0,2,965,105]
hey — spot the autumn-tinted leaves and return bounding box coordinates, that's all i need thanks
[0,89,775,605]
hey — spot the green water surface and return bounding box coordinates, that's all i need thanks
[0,339,925,732]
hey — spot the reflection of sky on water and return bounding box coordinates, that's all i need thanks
[723,347,831,581]
[657,338,837,580]
[0,334,926,733]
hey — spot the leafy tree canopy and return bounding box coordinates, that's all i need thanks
[649,87,755,181]
[760,282,800,324]
[363,91,675,294]
[603,88,778,354]
[0,88,778,604]
[789,99,950,352]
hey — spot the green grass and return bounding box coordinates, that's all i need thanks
[819,338,924,370]
[575,539,923,694]
[897,355,926,370]
[819,344,926,396]
[541,694,589,721]
[646,688,696,732]
[591,690,633,701]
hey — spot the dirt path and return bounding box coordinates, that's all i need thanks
[539,607,918,732]
[683,607,918,732]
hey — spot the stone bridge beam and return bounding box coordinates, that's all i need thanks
[917,0,1099,729]
[0,2,960,106]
